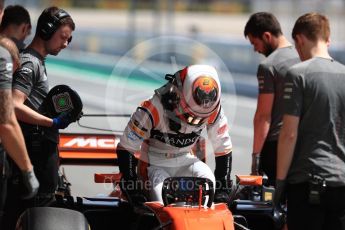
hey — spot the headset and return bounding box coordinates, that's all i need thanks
[38,9,72,43]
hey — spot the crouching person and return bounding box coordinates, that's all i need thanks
[117,65,233,204]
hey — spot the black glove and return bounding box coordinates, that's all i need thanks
[272,179,287,229]
[21,169,40,199]
[273,179,286,209]
[119,178,147,206]
[117,148,145,205]
[52,111,73,129]
[214,179,232,204]
[214,153,232,203]
[251,153,260,175]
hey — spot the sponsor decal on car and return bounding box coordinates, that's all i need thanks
[63,136,117,148]
[58,134,119,160]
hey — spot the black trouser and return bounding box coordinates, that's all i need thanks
[260,140,277,186]
[0,145,8,226]
[26,137,59,196]
[287,182,345,230]
[2,138,59,230]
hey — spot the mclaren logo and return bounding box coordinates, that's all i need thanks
[62,137,118,149]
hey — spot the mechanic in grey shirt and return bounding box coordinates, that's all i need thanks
[0,0,39,226]
[276,13,345,230]
[14,48,59,142]
[0,5,31,51]
[3,6,75,230]
[0,3,38,227]
[244,12,300,185]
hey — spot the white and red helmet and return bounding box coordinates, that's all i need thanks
[174,65,221,125]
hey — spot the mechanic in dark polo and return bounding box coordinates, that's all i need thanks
[276,13,345,230]
[2,6,75,230]
[0,4,31,51]
[244,12,300,186]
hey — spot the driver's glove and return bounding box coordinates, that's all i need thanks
[119,178,146,206]
[214,153,232,204]
[214,178,232,203]
[22,169,39,199]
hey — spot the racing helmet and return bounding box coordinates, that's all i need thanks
[173,65,221,125]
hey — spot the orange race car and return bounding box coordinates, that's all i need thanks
[15,124,285,230]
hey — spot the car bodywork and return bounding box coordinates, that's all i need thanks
[16,129,284,230]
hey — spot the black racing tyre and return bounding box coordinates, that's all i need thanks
[16,207,89,230]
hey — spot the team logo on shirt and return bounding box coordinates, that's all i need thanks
[283,82,294,99]
[129,121,146,138]
[18,67,32,74]
[258,76,265,90]
[151,130,201,148]
[5,63,13,72]
[127,130,143,141]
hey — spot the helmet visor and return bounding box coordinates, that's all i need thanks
[192,76,218,109]
[175,100,206,126]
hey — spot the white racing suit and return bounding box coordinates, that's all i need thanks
[119,93,232,202]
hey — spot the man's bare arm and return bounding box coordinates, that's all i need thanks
[253,93,274,153]
[12,88,53,127]
[0,89,32,172]
[277,114,300,180]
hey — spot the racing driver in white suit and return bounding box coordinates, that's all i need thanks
[117,65,233,203]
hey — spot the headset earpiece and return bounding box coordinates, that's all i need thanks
[38,9,70,41]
